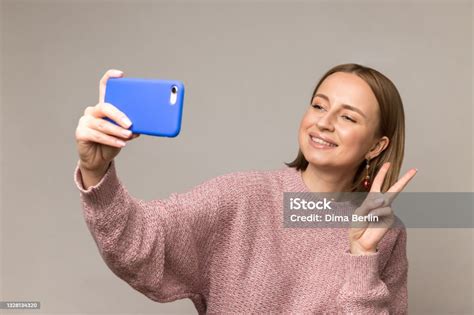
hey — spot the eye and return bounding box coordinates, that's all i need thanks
[312,104,357,123]
[342,115,356,123]
[311,104,325,110]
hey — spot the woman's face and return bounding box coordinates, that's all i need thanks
[298,72,385,170]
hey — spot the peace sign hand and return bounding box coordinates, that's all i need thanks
[348,162,418,255]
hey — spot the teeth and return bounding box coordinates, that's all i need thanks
[311,136,337,147]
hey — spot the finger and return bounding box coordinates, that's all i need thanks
[366,213,395,230]
[125,133,140,141]
[89,117,133,140]
[370,162,391,193]
[368,206,393,218]
[99,69,124,103]
[91,103,132,129]
[84,106,95,116]
[385,168,418,204]
[360,223,391,242]
[354,195,385,216]
[80,127,126,148]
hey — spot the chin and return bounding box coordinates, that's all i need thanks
[306,159,334,168]
[302,151,333,167]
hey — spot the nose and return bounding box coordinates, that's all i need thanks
[316,111,335,131]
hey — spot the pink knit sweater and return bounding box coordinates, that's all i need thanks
[74,160,408,314]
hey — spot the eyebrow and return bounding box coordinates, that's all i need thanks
[313,93,367,119]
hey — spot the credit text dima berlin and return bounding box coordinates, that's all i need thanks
[290,213,379,222]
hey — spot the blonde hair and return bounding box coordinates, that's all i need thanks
[285,63,405,192]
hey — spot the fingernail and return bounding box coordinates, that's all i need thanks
[122,129,132,137]
[112,70,123,76]
[121,117,132,127]
[116,140,126,147]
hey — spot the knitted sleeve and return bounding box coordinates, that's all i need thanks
[336,226,408,314]
[73,160,221,313]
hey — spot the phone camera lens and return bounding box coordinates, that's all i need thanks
[171,86,178,94]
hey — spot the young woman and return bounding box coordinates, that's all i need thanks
[74,63,417,314]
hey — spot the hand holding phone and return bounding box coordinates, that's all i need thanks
[75,69,141,186]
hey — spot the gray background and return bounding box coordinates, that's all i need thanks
[1,0,473,314]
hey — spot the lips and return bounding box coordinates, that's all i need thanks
[309,133,338,146]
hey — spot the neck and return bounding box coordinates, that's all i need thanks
[301,163,355,195]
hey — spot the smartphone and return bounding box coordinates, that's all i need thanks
[104,77,185,137]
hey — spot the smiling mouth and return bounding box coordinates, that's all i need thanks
[310,136,338,147]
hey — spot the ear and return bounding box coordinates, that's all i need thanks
[367,136,390,159]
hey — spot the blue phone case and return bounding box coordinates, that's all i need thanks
[104,77,185,137]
